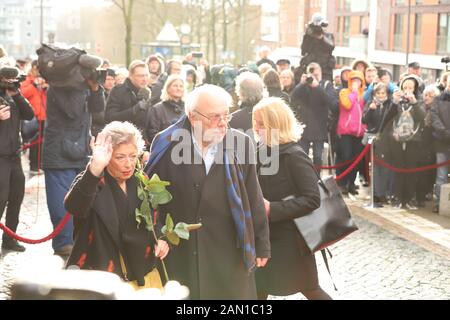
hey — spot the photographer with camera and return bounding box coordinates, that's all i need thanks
[361,83,392,207]
[385,74,425,210]
[105,60,151,135]
[291,63,338,167]
[20,60,48,173]
[41,53,105,257]
[297,13,336,84]
[0,65,35,252]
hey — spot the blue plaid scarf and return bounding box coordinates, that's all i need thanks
[145,115,256,272]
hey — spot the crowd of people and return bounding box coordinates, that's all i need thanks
[1,38,450,300]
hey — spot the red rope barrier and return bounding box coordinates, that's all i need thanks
[335,144,371,181]
[374,157,450,173]
[316,156,356,170]
[21,136,43,151]
[0,213,71,244]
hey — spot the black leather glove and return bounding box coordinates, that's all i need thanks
[133,100,150,114]
[137,87,152,101]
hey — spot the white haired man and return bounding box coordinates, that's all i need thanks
[145,84,270,299]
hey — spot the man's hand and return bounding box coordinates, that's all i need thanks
[5,89,18,97]
[86,79,99,92]
[300,74,308,85]
[310,78,320,88]
[393,90,402,104]
[0,105,11,121]
[256,258,268,268]
[137,87,152,101]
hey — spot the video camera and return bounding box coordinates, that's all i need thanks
[306,67,315,85]
[81,68,107,85]
[0,66,26,91]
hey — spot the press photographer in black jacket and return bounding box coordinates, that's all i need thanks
[0,66,34,252]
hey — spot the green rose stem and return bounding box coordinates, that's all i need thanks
[134,161,202,285]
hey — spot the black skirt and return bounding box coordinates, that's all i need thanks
[255,225,319,296]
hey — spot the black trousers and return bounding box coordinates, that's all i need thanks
[28,120,45,171]
[0,156,25,242]
[390,141,420,205]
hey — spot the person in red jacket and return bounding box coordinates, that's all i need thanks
[20,60,47,173]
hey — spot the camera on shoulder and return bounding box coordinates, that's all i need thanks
[0,66,26,91]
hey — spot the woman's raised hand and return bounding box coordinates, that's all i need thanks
[89,132,113,177]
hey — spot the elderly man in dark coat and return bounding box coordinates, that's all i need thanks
[145,84,270,300]
[229,71,264,144]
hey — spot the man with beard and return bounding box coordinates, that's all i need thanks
[145,85,270,299]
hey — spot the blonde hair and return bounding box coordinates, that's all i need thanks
[252,97,302,147]
[100,121,145,155]
[161,74,185,102]
[128,60,148,75]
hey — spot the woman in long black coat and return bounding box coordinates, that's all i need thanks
[64,121,169,289]
[253,97,332,300]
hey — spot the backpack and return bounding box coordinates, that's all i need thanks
[36,44,86,88]
[392,105,420,142]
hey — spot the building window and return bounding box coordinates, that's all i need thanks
[438,13,450,54]
[351,0,368,12]
[336,16,342,45]
[414,14,421,53]
[343,16,350,46]
[393,14,404,51]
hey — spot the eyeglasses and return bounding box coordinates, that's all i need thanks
[194,110,233,124]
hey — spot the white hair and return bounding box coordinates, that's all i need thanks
[235,72,264,104]
[184,84,233,114]
[423,84,440,97]
[100,121,145,154]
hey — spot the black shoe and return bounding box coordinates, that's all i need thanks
[374,202,384,208]
[348,185,359,195]
[339,185,348,195]
[2,239,26,252]
[54,244,73,257]
[432,205,439,213]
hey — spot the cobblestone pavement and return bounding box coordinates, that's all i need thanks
[1,175,450,300]
[271,215,450,300]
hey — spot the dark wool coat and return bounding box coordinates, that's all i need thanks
[229,101,260,144]
[145,100,184,144]
[290,83,331,141]
[0,91,34,158]
[105,78,149,132]
[151,125,270,300]
[42,85,105,170]
[64,168,158,286]
[431,91,450,152]
[256,142,321,295]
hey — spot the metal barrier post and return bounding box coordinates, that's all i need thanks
[364,136,376,208]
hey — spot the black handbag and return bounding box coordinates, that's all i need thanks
[283,150,358,253]
[293,175,358,253]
